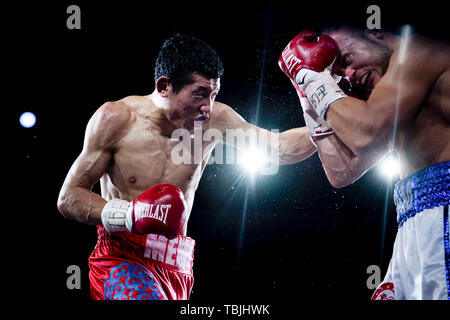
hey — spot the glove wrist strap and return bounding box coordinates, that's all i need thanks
[304,73,348,120]
[101,199,131,233]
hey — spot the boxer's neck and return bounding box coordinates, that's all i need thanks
[147,91,182,137]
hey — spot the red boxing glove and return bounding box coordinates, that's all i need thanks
[130,184,187,238]
[279,30,347,120]
[278,30,338,82]
[101,184,188,239]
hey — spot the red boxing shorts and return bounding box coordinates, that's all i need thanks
[89,226,195,300]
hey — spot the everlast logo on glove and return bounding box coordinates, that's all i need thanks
[130,184,188,238]
[281,46,302,74]
[135,202,172,224]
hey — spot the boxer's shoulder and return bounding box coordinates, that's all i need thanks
[89,99,135,149]
[212,100,229,114]
[213,101,243,118]
[384,35,448,86]
[210,101,242,124]
[396,35,449,70]
[97,100,134,129]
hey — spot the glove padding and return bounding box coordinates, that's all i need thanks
[279,30,348,120]
[278,30,338,79]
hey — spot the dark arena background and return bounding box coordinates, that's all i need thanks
[4,0,448,315]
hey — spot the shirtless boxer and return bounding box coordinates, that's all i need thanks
[279,27,450,299]
[57,34,316,300]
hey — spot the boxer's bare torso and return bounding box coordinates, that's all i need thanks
[100,95,219,235]
[57,71,315,234]
[394,38,450,177]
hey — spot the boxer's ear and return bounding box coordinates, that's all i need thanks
[156,76,170,98]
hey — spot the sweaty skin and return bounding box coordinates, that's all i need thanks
[313,31,450,186]
[57,74,316,235]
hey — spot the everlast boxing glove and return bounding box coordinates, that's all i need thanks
[279,30,347,120]
[101,184,188,239]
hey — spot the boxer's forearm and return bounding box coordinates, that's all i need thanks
[57,185,106,225]
[327,97,389,158]
[278,127,317,165]
[315,134,369,188]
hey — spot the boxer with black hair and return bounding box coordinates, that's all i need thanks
[58,34,317,300]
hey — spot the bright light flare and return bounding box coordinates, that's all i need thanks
[239,147,270,176]
[379,153,401,179]
[20,112,36,128]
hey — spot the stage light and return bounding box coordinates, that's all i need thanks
[379,152,400,179]
[20,112,36,128]
[239,147,269,176]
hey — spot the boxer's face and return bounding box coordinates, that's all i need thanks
[168,73,221,130]
[328,30,391,90]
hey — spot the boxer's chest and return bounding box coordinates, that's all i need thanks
[109,122,216,198]
[397,75,450,177]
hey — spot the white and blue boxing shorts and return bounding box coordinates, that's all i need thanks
[372,161,450,300]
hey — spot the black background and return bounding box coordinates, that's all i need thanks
[4,0,448,314]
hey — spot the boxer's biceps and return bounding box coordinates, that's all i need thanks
[69,148,112,190]
[73,103,125,188]
[58,149,111,221]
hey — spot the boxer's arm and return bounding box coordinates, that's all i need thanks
[57,101,131,225]
[300,94,376,187]
[326,41,443,159]
[315,133,377,188]
[211,102,316,165]
[277,126,317,165]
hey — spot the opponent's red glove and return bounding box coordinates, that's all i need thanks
[279,30,347,120]
[278,30,338,84]
[101,184,188,239]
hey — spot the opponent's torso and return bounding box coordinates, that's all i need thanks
[396,41,450,178]
[99,96,217,235]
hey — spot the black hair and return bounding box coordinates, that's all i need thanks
[321,21,370,39]
[154,33,224,92]
[321,20,402,39]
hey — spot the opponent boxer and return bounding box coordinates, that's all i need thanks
[57,34,317,300]
[279,27,450,299]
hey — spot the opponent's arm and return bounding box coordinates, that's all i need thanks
[278,32,443,186]
[57,101,131,225]
[210,102,316,166]
[297,80,375,187]
[282,32,443,159]
[315,134,377,188]
[326,42,442,158]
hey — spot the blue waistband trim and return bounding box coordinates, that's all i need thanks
[394,161,450,228]
[443,205,449,300]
